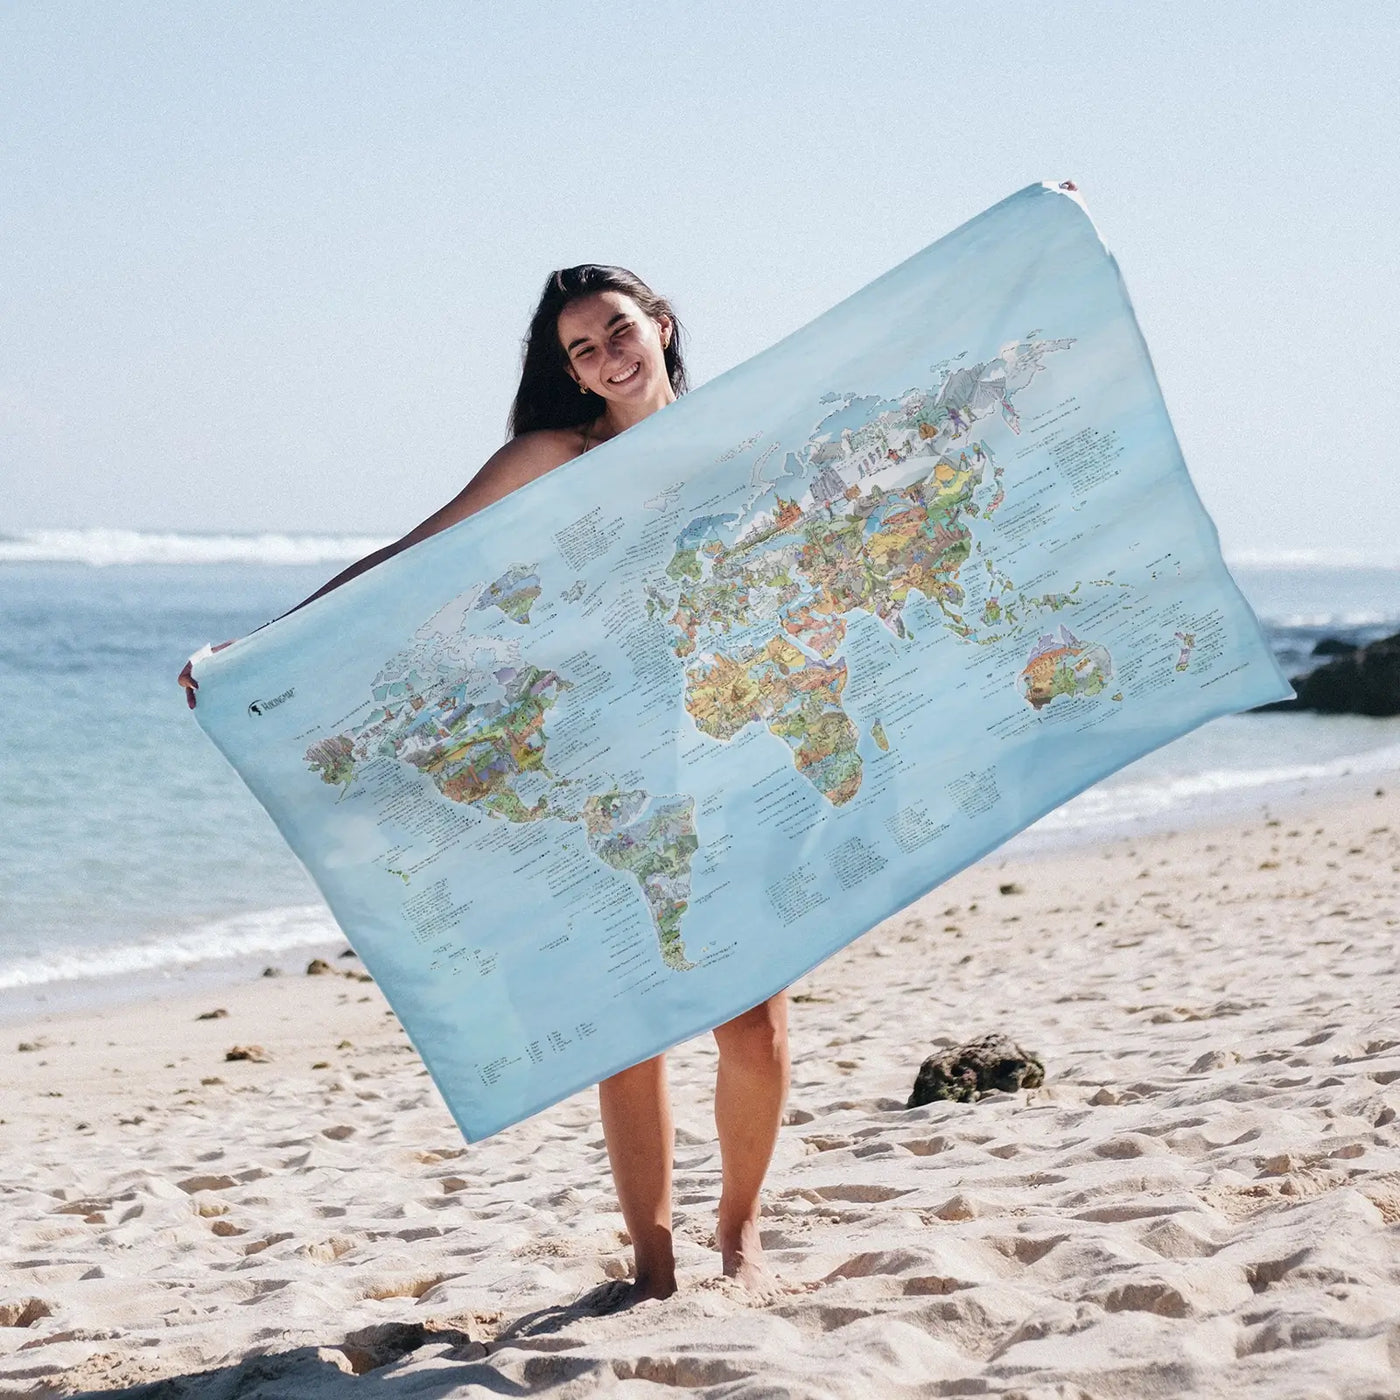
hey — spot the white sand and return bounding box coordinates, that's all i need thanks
[2,789,1398,1398]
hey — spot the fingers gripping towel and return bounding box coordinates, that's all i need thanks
[189,184,1290,1139]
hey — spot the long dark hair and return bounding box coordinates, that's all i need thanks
[507,265,688,437]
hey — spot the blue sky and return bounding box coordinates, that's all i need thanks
[3,1,1396,561]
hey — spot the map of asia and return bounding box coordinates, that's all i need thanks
[190,184,1290,1139]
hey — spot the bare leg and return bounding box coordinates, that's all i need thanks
[711,992,790,1292]
[597,1054,677,1304]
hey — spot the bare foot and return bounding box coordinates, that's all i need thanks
[577,1274,676,1316]
[719,1218,782,1300]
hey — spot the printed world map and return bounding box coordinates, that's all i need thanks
[195,184,1290,1138]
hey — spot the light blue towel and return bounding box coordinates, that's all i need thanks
[189,183,1290,1139]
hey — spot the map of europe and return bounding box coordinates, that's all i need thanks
[192,184,1290,1138]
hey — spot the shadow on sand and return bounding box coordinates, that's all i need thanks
[69,1288,644,1399]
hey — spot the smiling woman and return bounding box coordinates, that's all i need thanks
[509,264,689,438]
[176,262,791,1311]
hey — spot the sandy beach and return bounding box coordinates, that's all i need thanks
[2,784,1398,1399]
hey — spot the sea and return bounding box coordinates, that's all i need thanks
[3,527,1398,1016]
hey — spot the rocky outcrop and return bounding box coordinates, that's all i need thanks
[907,1033,1044,1107]
[1256,630,1400,718]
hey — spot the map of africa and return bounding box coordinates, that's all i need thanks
[192,184,1290,1138]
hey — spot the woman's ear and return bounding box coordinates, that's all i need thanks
[658,314,673,349]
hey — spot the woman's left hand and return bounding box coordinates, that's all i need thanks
[177,640,233,709]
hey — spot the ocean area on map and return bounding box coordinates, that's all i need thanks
[3,528,1398,1013]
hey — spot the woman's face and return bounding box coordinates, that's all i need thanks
[557,291,672,408]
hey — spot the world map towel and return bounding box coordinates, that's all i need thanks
[189,182,1291,1140]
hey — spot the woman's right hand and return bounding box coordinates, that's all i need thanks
[178,641,233,709]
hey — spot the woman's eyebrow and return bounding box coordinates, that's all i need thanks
[566,312,627,353]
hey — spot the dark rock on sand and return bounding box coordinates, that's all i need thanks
[306,958,335,975]
[1255,630,1400,717]
[908,1033,1045,1107]
[225,1045,270,1063]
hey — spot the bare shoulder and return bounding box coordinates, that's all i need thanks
[482,427,587,485]
[396,427,590,548]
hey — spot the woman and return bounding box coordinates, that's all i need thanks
[179,265,791,1306]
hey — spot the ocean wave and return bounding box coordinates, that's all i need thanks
[1228,548,1400,571]
[1032,742,1400,834]
[0,529,392,567]
[1262,612,1396,631]
[0,904,341,991]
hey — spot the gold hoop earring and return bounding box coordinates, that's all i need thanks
[578,381,588,396]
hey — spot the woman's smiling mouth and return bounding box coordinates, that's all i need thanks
[607,361,641,385]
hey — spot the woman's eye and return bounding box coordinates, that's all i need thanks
[575,347,594,358]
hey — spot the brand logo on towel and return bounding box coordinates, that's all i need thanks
[248,688,295,717]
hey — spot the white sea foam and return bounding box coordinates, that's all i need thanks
[1228,548,1400,570]
[0,904,340,991]
[1031,741,1400,836]
[0,529,392,567]
[1264,611,1394,630]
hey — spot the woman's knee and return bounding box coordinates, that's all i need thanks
[714,995,789,1069]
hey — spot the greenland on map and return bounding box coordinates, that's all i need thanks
[190,183,1290,1139]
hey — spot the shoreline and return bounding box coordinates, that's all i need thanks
[0,935,353,1030]
[3,748,1393,1030]
[2,783,1397,1395]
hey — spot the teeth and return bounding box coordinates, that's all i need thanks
[608,362,640,385]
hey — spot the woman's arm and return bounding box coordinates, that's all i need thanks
[178,429,579,707]
[283,429,578,617]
